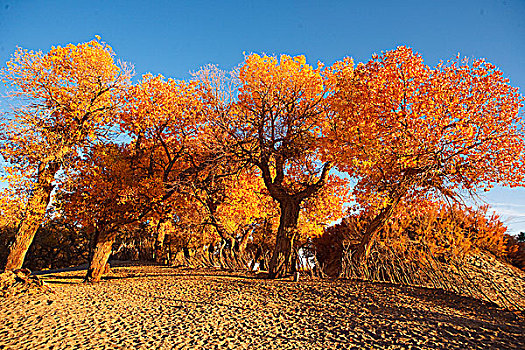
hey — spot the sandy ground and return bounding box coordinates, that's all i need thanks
[0,265,524,350]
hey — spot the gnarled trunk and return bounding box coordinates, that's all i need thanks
[84,232,116,283]
[352,215,384,266]
[269,199,301,278]
[4,161,60,271]
[259,160,332,279]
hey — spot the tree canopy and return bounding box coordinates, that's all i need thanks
[1,40,523,281]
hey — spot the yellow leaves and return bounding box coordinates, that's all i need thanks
[239,53,325,109]
[0,39,133,188]
[120,74,209,141]
[2,39,522,265]
[344,200,508,261]
[0,186,27,227]
[213,170,276,231]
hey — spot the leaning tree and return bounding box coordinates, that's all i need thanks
[0,38,132,270]
[326,47,525,265]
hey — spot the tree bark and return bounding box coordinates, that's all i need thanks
[87,225,100,264]
[84,232,116,283]
[258,256,266,271]
[352,215,384,266]
[227,237,237,267]
[166,237,172,265]
[183,246,191,260]
[153,220,166,264]
[208,243,216,266]
[258,160,332,279]
[218,239,227,269]
[4,161,60,271]
[269,199,301,278]
[352,199,400,267]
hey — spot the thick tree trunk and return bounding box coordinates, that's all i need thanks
[87,225,100,263]
[269,199,301,278]
[84,233,116,283]
[352,217,383,265]
[4,161,60,271]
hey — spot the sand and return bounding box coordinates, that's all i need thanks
[1,265,524,349]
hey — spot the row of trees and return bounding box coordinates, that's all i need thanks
[1,38,524,282]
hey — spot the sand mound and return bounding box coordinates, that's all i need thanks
[0,269,52,298]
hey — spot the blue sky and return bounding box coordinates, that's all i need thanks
[1,0,525,233]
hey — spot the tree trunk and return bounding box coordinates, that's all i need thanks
[84,233,116,283]
[216,239,224,269]
[4,161,60,271]
[269,199,301,278]
[153,221,166,264]
[352,202,398,266]
[166,237,172,265]
[208,243,215,267]
[291,249,298,274]
[183,246,191,260]
[227,237,237,267]
[236,229,250,255]
[87,225,100,264]
[250,245,262,271]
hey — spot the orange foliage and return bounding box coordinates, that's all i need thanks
[0,187,25,229]
[0,38,132,181]
[61,143,155,236]
[326,47,525,214]
[2,39,524,279]
[322,201,509,260]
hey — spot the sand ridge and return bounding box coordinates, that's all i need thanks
[0,266,524,349]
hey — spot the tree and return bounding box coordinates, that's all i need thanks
[326,47,525,264]
[206,54,341,278]
[62,143,153,282]
[0,38,132,270]
[67,73,215,282]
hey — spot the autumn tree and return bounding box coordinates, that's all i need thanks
[63,139,217,281]
[204,55,343,278]
[326,47,525,265]
[0,38,132,270]
[61,143,156,281]
[65,73,217,282]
